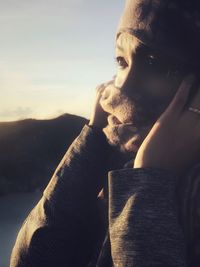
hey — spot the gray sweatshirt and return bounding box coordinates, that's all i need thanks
[10,124,187,267]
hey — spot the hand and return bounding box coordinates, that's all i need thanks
[134,74,200,176]
[89,80,114,130]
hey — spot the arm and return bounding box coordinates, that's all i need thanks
[108,167,187,267]
[106,76,200,267]
[10,124,110,267]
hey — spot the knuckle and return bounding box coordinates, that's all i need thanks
[176,93,186,105]
[96,84,105,93]
[173,88,188,108]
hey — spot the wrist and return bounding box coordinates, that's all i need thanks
[88,118,106,130]
[88,122,103,132]
[87,123,108,144]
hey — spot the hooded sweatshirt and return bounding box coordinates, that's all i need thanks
[10,1,200,266]
[10,124,190,267]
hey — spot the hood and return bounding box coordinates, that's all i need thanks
[117,0,200,67]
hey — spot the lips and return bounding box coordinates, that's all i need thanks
[104,114,140,153]
[105,113,152,153]
[124,134,141,152]
[107,114,152,131]
[107,114,121,126]
[107,114,134,126]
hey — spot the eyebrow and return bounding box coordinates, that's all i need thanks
[135,43,151,53]
[115,39,145,54]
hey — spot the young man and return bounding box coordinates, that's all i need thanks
[10,1,200,266]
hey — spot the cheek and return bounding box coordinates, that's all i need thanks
[136,76,183,122]
[114,69,129,88]
[142,77,182,104]
[143,79,170,98]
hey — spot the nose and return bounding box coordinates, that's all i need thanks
[101,64,142,103]
[115,65,140,97]
[101,86,110,100]
[100,77,117,101]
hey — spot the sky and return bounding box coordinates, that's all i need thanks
[0,0,124,121]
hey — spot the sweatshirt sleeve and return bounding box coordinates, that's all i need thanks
[10,124,110,267]
[108,167,187,267]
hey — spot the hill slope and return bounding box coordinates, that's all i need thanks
[0,114,88,195]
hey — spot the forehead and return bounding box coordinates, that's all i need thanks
[115,32,183,64]
[115,32,142,55]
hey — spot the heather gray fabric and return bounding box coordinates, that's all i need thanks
[117,0,200,66]
[108,168,186,267]
[10,125,188,267]
[10,125,110,267]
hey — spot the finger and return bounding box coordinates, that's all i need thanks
[188,85,200,111]
[107,115,121,126]
[103,79,115,89]
[112,74,117,80]
[95,80,115,95]
[117,124,138,137]
[124,135,140,153]
[96,83,106,94]
[167,74,195,113]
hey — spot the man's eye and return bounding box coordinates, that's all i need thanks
[115,56,128,69]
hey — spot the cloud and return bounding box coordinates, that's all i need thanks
[0,0,85,19]
[0,69,34,93]
[0,107,33,121]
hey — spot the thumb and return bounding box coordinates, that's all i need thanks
[167,74,195,114]
[96,79,115,96]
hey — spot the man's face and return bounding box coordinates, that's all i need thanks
[101,32,188,153]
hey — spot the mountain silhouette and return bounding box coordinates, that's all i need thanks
[0,114,88,195]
